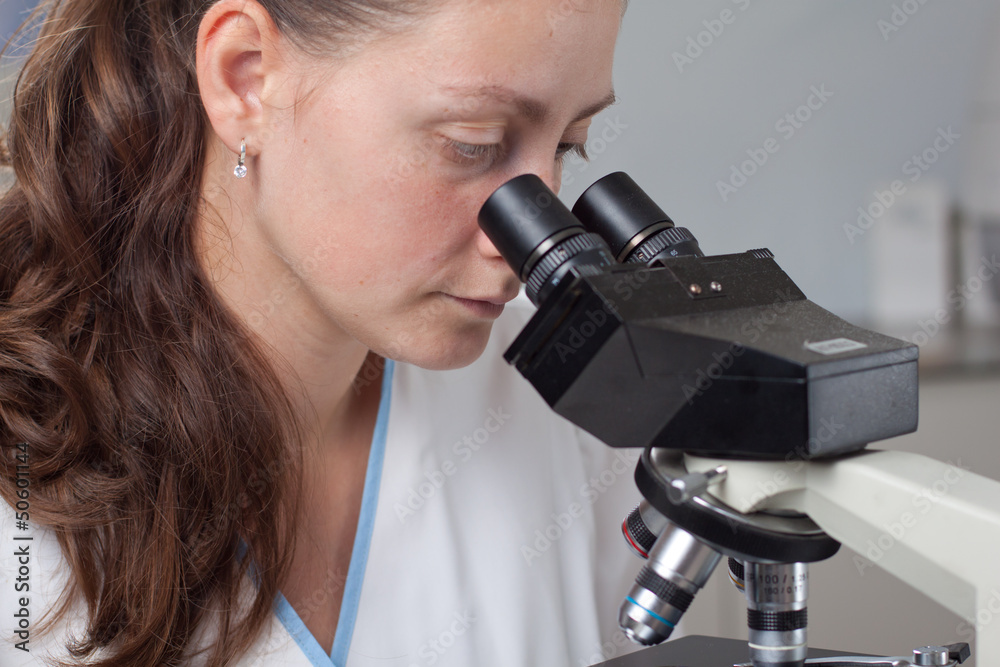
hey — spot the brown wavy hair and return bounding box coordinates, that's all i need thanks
[0,1,425,665]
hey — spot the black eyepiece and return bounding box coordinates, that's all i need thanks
[478,174,614,305]
[573,172,703,264]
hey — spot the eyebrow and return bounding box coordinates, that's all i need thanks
[447,85,618,125]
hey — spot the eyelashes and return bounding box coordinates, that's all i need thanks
[443,139,506,166]
[557,141,589,162]
[442,138,589,168]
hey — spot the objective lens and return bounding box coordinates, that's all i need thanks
[729,557,746,593]
[478,174,614,305]
[572,172,703,264]
[622,500,670,559]
[619,522,722,646]
[744,562,809,667]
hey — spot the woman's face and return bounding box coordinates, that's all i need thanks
[246,0,622,370]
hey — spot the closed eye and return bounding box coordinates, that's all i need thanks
[442,139,505,167]
[441,138,589,168]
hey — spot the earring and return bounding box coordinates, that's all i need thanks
[234,139,248,178]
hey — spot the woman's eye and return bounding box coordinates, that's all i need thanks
[443,139,505,166]
[557,142,589,162]
[440,137,588,168]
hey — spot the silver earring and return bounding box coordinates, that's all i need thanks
[234,139,248,178]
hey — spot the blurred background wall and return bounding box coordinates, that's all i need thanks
[1,0,998,664]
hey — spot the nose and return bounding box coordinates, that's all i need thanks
[474,185,511,265]
[475,225,505,261]
[474,226,519,290]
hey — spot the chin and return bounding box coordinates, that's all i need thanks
[383,324,494,371]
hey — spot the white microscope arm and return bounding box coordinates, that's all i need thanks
[684,450,1000,664]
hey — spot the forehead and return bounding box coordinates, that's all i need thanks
[434,0,618,74]
[339,0,622,114]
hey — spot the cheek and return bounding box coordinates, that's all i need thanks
[283,182,482,308]
[259,102,498,298]
[377,179,486,261]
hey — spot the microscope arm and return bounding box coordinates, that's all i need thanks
[685,450,1000,664]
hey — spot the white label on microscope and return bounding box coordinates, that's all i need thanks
[804,338,868,355]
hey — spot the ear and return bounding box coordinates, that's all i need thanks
[196,0,289,159]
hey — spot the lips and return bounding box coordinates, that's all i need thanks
[463,294,517,306]
[443,293,513,318]
[447,285,520,305]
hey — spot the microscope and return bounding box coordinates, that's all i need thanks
[477,173,1000,667]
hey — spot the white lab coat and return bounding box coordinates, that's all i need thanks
[0,297,646,666]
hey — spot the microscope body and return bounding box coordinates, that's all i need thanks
[508,255,999,665]
[503,249,918,459]
[478,172,992,666]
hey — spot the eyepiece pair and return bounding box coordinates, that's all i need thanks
[478,172,702,305]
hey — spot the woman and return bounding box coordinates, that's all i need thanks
[0,0,638,665]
